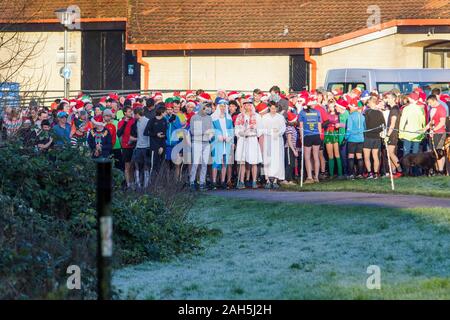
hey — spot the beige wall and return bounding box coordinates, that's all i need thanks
[142,55,290,92]
[315,33,450,87]
[0,31,81,97]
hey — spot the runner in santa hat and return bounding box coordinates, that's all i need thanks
[288,93,299,113]
[334,98,350,176]
[252,89,263,107]
[87,115,112,159]
[324,97,344,179]
[255,100,269,182]
[70,109,92,147]
[284,111,299,184]
[299,96,323,184]
[345,97,366,179]
[185,101,196,128]
[310,93,329,179]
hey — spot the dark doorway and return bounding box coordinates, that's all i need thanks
[81,31,140,92]
[289,55,309,91]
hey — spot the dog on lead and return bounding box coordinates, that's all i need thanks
[401,149,445,176]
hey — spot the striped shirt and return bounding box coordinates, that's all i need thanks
[285,125,298,148]
[3,118,23,137]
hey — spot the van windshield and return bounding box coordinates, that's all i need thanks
[377,82,450,94]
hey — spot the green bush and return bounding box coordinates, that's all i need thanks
[0,142,210,299]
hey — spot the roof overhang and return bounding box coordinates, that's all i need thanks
[126,19,450,51]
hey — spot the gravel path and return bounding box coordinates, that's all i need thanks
[210,190,450,208]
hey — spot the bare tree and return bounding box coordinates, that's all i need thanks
[0,0,50,109]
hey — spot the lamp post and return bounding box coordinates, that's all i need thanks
[55,9,72,98]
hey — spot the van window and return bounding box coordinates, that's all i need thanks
[377,82,450,94]
[328,83,366,93]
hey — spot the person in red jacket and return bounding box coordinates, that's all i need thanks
[117,106,136,188]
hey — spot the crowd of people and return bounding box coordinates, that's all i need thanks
[0,85,449,191]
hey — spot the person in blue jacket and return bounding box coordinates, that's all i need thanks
[211,99,234,189]
[345,100,366,179]
[164,103,182,165]
[52,111,71,146]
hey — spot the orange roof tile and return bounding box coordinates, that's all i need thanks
[127,0,449,45]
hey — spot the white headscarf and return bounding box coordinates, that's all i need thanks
[212,100,231,121]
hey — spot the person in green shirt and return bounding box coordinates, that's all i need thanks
[335,100,350,176]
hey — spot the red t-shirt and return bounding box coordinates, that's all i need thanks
[105,123,117,146]
[118,118,135,148]
[431,105,447,133]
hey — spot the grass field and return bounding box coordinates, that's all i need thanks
[114,196,450,300]
[283,176,450,198]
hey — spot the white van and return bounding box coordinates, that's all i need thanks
[324,68,450,94]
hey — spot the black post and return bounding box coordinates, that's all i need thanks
[96,159,113,300]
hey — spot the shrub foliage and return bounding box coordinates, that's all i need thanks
[0,142,209,299]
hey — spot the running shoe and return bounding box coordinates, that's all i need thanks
[199,184,207,191]
[252,181,258,189]
[236,182,245,190]
[393,172,403,179]
[264,182,272,189]
[313,177,320,183]
[272,182,280,189]
[347,174,355,180]
[366,173,374,180]
[373,173,380,180]
[304,179,314,184]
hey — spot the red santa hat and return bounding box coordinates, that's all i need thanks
[197,92,212,102]
[255,102,268,114]
[152,92,163,100]
[107,92,119,101]
[185,90,196,99]
[60,98,70,106]
[351,87,362,97]
[287,111,298,123]
[75,100,84,110]
[99,96,107,104]
[242,95,253,104]
[332,89,343,97]
[336,98,350,109]
[91,115,105,127]
[440,94,450,102]
[418,91,427,102]
[260,92,270,102]
[227,91,241,101]
[408,92,419,102]
[69,99,77,107]
[173,91,181,97]
[133,102,143,110]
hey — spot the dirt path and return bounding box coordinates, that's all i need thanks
[210,190,450,208]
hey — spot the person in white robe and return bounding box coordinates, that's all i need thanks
[260,102,286,188]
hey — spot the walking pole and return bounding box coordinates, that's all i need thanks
[383,125,395,191]
[300,127,304,188]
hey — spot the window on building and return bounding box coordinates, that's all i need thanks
[424,42,450,69]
